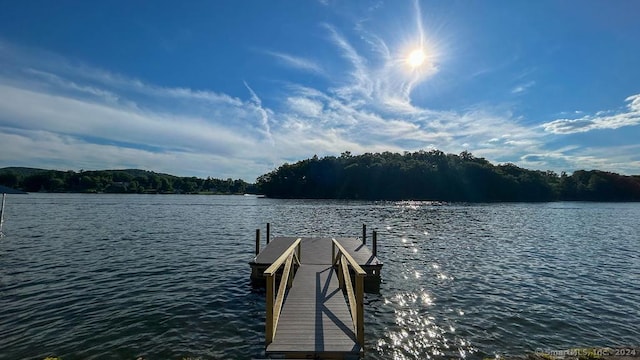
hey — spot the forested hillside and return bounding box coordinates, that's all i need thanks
[256,151,640,202]
[3,151,640,201]
[0,168,255,194]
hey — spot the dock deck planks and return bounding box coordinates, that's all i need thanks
[266,264,361,358]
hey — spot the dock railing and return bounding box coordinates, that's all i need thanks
[331,238,366,347]
[264,238,302,345]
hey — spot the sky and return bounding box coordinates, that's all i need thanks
[1,0,639,181]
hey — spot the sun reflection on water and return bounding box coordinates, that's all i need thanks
[373,236,477,360]
[376,202,482,359]
[375,287,477,360]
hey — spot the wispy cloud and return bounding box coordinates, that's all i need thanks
[323,14,439,113]
[0,84,258,156]
[0,128,263,179]
[542,94,640,134]
[511,80,536,94]
[244,81,275,146]
[519,144,640,174]
[263,50,325,75]
[323,23,372,101]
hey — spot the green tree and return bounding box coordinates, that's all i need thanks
[0,171,19,188]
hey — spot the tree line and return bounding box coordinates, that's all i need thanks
[3,151,640,201]
[256,150,640,202]
[0,168,256,194]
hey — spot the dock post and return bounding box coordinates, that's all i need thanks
[255,229,260,255]
[362,224,366,245]
[266,223,271,244]
[265,274,275,345]
[0,193,5,236]
[356,274,365,347]
[372,230,377,257]
[331,241,335,264]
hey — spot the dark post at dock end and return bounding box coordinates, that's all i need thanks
[255,229,260,255]
[266,223,271,244]
[362,224,366,245]
[372,230,377,257]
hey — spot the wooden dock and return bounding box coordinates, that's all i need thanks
[250,234,382,359]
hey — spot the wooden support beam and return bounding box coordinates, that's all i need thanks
[264,238,301,346]
[341,255,357,331]
[264,238,301,276]
[272,252,294,336]
[356,273,365,347]
[331,238,366,275]
[265,273,274,345]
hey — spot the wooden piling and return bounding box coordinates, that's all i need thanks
[372,230,377,257]
[362,224,366,245]
[255,229,260,255]
[266,223,271,244]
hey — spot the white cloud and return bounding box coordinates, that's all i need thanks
[519,144,640,175]
[286,97,324,118]
[25,68,121,103]
[0,84,257,156]
[0,128,263,179]
[542,94,640,134]
[244,82,275,146]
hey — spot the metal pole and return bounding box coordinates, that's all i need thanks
[0,193,5,236]
[266,223,271,244]
[255,229,260,255]
[372,230,377,257]
[362,224,366,245]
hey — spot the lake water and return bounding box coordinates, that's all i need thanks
[1,194,638,359]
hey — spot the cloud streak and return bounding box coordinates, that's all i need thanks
[263,51,325,75]
[244,81,275,146]
[511,80,536,94]
[542,94,640,134]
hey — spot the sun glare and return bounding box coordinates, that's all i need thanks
[407,48,426,68]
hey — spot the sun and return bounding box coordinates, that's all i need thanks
[407,48,426,68]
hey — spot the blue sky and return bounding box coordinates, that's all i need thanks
[1,0,639,180]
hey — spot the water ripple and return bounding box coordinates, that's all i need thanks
[0,196,639,359]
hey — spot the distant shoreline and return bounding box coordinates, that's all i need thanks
[3,149,640,202]
[12,192,640,204]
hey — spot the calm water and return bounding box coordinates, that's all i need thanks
[0,194,638,360]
